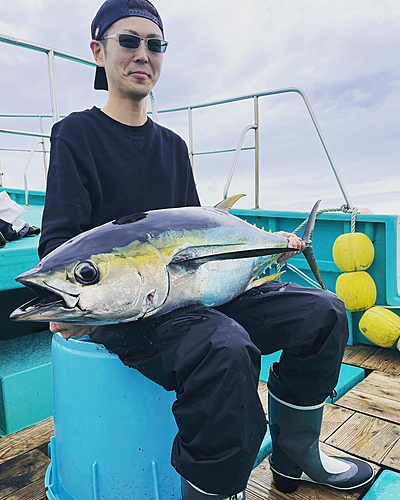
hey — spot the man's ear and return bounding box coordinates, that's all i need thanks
[90,40,105,67]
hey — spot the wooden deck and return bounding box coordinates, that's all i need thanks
[0,344,399,499]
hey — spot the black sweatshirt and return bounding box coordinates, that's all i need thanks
[39,107,200,259]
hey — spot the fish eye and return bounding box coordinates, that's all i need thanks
[74,260,100,285]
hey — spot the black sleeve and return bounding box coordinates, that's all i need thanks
[38,136,92,259]
[177,139,200,207]
[185,157,201,207]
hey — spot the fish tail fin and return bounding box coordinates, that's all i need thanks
[303,246,326,290]
[300,200,327,290]
[302,199,321,244]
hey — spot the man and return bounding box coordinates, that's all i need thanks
[39,1,374,498]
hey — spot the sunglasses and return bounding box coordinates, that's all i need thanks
[102,33,169,54]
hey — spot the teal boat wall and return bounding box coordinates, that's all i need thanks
[0,187,46,206]
[1,197,398,438]
[0,187,398,346]
[0,288,46,340]
[231,208,400,346]
[363,470,400,500]
[0,188,45,294]
[0,330,53,435]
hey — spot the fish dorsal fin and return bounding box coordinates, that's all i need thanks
[214,194,246,212]
[113,212,147,225]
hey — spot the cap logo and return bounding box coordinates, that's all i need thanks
[95,27,100,38]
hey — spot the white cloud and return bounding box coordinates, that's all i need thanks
[0,0,399,214]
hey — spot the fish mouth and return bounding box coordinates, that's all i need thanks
[10,279,81,322]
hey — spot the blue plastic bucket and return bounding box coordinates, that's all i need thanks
[46,333,180,500]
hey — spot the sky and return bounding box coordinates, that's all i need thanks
[0,0,399,214]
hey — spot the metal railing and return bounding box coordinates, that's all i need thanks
[0,115,50,205]
[155,88,352,209]
[0,34,158,124]
[0,34,353,210]
[0,34,158,204]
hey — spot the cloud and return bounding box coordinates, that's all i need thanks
[0,0,399,214]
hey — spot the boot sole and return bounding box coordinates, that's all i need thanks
[271,466,375,492]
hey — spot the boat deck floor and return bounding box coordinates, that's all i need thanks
[1,344,400,499]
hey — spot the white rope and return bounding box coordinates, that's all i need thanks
[292,205,358,235]
[286,263,337,295]
[286,263,321,288]
[350,206,358,233]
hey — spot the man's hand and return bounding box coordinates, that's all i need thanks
[49,322,98,340]
[276,231,305,264]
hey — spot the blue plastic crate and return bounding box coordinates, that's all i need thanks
[46,333,180,500]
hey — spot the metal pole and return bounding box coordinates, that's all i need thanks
[0,128,50,139]
[188,107,194,169]
[150,91,158,123]
[254,96,260,209]
[24,141,42,205]
[0,33,97,67]
[47,50,60,123]
[39,115,48,178]
[295,88,353,209]
[223,124,257,200]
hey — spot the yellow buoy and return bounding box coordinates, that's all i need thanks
[336,271,376,311]
[333,233,375,272]
[359,306,400,347]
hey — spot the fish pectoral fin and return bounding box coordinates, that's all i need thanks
[170,247,296,266]
[214,194,246,212]
[170,243,245,264]
[245,272,286,291]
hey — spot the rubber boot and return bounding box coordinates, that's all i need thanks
[181,477,246,499]
[268,363,374,493]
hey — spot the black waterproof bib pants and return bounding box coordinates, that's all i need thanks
[91,282,349,496]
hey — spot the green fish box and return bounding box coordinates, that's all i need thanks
[0,330,53,435]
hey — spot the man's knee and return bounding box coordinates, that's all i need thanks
[175,309,262,393]
[301,289,349,351]
[201,312,262,395]
[307,288,347,324]
[206,310,261,365]
[136,307,259,391]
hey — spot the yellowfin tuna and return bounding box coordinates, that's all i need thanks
[10,196,325,325]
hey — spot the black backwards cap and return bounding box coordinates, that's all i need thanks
[91,0,164,90]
